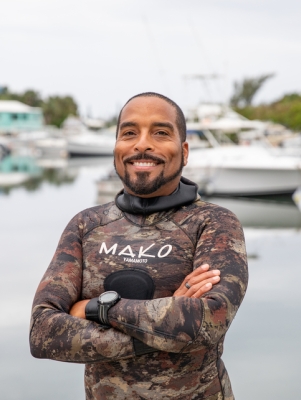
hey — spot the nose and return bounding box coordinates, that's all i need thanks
[134,132,154,153]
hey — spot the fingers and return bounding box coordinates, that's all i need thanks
[187,269,220,287]
[191,277,220,298]
[191,282,212,298]
[173,264,221,297]
[185,275,220,298]
[173,274,220,297]
[185,264,210,280]
[177,264,220,292]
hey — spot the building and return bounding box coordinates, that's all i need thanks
[0,100,43,134]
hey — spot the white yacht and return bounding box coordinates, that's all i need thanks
[184,143,301,196]
[66,130,116,157]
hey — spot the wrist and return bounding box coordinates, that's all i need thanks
[85,298,99,322]
[97,291,121,327]
[69,299,90,318]
[85,292,121,328]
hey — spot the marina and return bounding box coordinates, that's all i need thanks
[1,86,301,400]
[2,1,301,397]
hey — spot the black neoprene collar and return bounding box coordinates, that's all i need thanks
[115,176,198,215]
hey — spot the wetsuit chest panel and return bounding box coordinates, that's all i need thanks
[81,217,194,299]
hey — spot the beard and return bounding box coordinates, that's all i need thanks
[114,152,184,196]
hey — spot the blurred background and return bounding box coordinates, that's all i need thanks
[1,1,301,399]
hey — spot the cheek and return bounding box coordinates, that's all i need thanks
[113,145,123,163]
[170,150,183,166]
[114,159,124,175]
[113,152,124,175]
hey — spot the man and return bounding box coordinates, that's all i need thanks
[30,92,248,399]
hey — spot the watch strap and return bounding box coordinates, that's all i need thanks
[85,297,99,323]
[85,298,112,329]
[98,303,110,326]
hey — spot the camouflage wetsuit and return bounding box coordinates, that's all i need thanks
[30,178,248,400]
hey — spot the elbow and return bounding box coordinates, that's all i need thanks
[29,316,47,359]
[29,328,44,359]
[30,344,43,359]
[29,341,43,359]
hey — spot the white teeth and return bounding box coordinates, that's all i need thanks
[133,162,156,166]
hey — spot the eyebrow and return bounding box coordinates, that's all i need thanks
[119,121,138,130]
[119,121,174,131]
[151,122,174,131]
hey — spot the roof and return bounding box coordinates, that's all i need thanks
[0,100,41,113]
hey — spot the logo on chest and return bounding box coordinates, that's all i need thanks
[99,242,172,264]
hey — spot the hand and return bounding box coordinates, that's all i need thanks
[69,299,90,319]
[173,264,220,298]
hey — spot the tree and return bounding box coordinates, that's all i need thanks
[0,87,42,106]
[42,95,78,127]
[230,73,275,108]
[235,92,301,131]
[20,90,43,107]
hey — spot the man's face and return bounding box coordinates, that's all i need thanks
[114,96,189,198]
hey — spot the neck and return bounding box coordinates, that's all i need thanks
[115,177,198,215]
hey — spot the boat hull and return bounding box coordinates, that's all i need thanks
[66,133,115,157]
[184,146,301,196]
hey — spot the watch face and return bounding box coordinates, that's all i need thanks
[100,291,118,304]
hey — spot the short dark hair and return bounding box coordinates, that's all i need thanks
[116,92,186,142]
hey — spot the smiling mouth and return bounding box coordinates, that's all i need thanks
[124,153,165,167]
[132,161,157,167]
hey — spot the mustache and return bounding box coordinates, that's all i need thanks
[123,153,165,164]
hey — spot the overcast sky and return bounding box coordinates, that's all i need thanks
[1,0,301,118]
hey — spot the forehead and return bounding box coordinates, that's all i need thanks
[120,96,177,125]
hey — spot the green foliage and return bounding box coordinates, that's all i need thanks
[0,88,43,107]
[230,73,275,107]
[21,90,43,107]
[42,96,78,127]
[0,87,78,127]
[235,93,301,131]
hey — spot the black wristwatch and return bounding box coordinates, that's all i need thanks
[97,291,121,327]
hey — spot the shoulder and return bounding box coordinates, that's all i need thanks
[194,198,240,220]
[65,201,123,236]
[176,196,239,222]
[172,197,243,233]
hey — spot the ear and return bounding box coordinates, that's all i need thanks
[182,142,189,166]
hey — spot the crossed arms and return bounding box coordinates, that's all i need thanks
[70,263,220,317]
[30,204,248,363]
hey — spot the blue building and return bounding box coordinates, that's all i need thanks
[0,100,43,134]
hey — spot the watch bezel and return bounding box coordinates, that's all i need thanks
[97,291,121,327]
[98,291,120,305]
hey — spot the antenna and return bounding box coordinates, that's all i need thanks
[183,74,223,103]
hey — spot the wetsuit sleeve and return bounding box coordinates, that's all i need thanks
[107,207,248,353]
[29,213,135,363]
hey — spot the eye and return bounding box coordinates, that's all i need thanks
[155,130,168,136]
[122,130,136,136]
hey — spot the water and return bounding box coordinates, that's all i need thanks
[1,158,300,399]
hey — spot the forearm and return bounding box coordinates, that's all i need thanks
[108,284,244,354]
[70,298,160,357]
[108,296,204,353]
[30,306,135,363]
